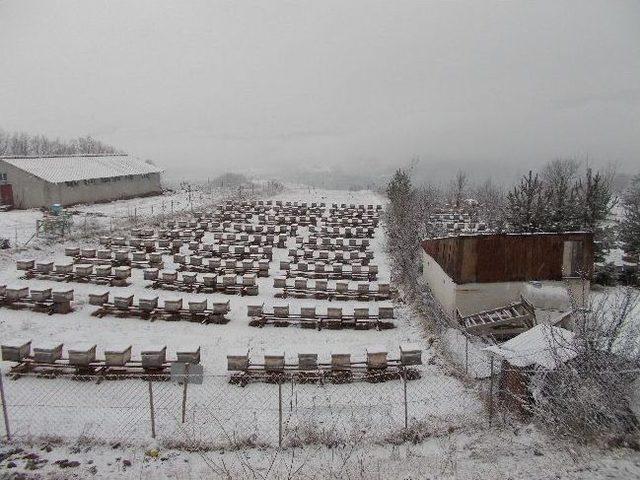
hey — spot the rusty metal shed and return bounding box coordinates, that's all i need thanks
[422,232,593,284]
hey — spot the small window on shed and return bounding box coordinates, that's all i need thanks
[562,240,583,277]
[0,173,7,183]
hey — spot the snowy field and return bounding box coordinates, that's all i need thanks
[0,186,484,450]
[0,186,638,478]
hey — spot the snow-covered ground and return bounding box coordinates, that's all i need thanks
[0,185,638,478]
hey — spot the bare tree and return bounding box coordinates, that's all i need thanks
[448,170,468,209]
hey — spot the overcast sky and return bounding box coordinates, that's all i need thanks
[0,0,638,181]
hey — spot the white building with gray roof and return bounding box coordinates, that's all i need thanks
[0,154,163,209]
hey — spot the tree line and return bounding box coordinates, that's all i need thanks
[385,159,640,286]
[0,129,123,157]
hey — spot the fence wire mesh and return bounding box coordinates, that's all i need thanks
[0,370,489,449]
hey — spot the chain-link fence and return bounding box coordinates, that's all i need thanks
[0,370,490,449]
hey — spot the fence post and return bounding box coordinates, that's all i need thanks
[278,382,283,448]
[488,356,495,427]
[465,335,469,375]
[148,379,156,439]
[181,364,190,424]
[0,371,11,440]
[402,370,408,430]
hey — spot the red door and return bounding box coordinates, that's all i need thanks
[0,184,14,206]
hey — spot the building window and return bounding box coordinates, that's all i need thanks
[0,173,7,183]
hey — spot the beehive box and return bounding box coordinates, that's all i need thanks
[264,352,285,372]
[190,255,203,266]
[211,301,230,315]
[139,296,159,311]
[378,304,394,319]
[30,288,52,302]
[273,276,287,289]
[81,248,96,258]
[33,342,63,363]
[221,274,235,286]
[52,289,74,303]
[258,260,269,272]
[224,259,236,269]
[352,264,362,274]
[294,278,307,290]
[400,344,422,366]
[114,295,134,310]
[298,353,318,370]
[55,262,74,274]
[202,274,217,287]
[301,306,316,318]
[297,262,309,272]
[368,264,379,274]
[331,353,351,371]
[64,247,80,257]
[162,270,178,282]
[176,346,201,364]
[318,250,329,260]
[327,307,342,319]
[208,258,221,269]
[148,252,163,263]
[16,259,35,270]
[35,261,54,273]
[336,282,348,293]
[247,304,263,317]
[173,253,187,264]
[97,249,112,260]
[188,299,208,313]
[89,291,109,306]
[366,345,388,369]
[243,274,257,286]
[75,264,93,276]
[0,285,5,296]
[95,265,113,277]
[132,251,147,262]
[68,344,97,366]
[227,349,249,371]
[164,298,183,312]
[5,286,29,301]
[279,260,291,270]
[104,345,133,366]
[114,250,129,261]
[182,272,197,284]
[274,305,289,318]
[354,307,369,319]
[357,283,369,294]
[141,346,167,368]
[1,339,31,362]
[315,279,328,291]
[242,259,253,270]
[378,284,390,295]
[143,268,159,280]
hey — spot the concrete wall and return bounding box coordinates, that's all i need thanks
[422,250,590,320]
[0,160,162,208]
[422,251,458,318]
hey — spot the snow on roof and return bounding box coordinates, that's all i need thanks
[484,324,577,370]
[0,154,163,184]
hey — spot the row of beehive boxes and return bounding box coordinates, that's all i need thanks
[98,231,199,247]
[280,260,378,275]
[18,260,132,278]
[227,344,420,371]
[287,248,373,261]
[223,222,297,234]
[174,255,269,271]
[191,243,273,256]
[65,248,163,263]
[0,285,74,303]
[1,340,199,368]
[247,303,394,319]
[213,232,288,244]
[308,225,375,236]
[90,291,230,314]
[428,221,488,232]
[145,269,258,286]
[297,236,371,248]
[274,277,390,293]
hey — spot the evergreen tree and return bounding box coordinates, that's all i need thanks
[620,174,640,267]
[504,171,545,232]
